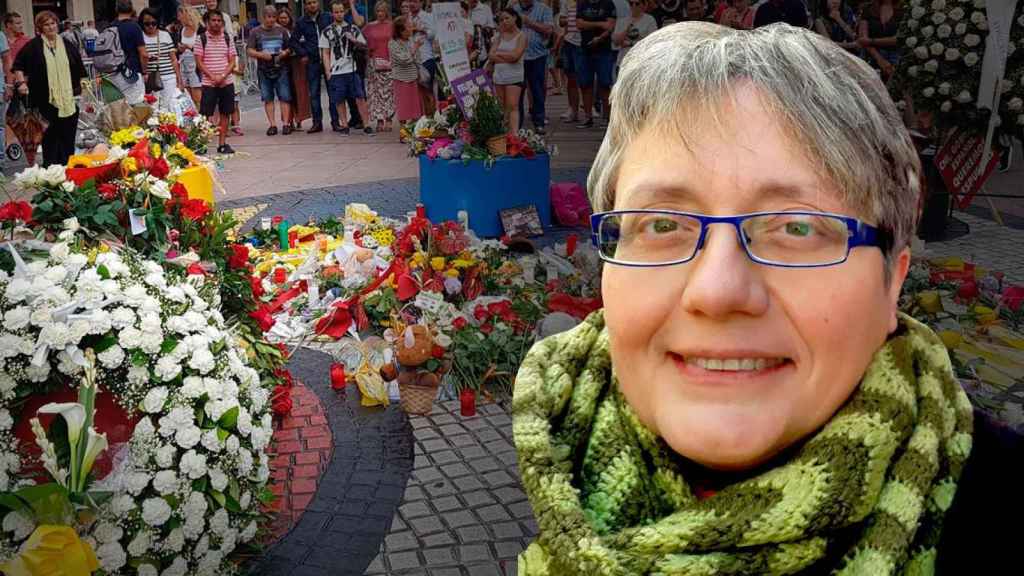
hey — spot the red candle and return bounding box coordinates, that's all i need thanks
[272,215,283,227]
[273,268,287,284]
[330,363,347,390]
[416,203,426,218]
[288,230,298,249]
[566,234,578,257]
[460,388,476,417]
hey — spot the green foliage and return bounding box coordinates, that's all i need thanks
[469,91,506,144]
[450,322,535,395]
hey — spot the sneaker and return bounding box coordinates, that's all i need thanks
[364,126,375,136]
[535,126,546,136]
[576,118,594,129]
[332,125,344,133]
[351,122,365,130]
[997,138,1013,173]
[282,125,293,135]
[339,126,350,135]
[560,111,578,123]
[266,126,278,136]
[217,144,236,155]
[308,124,323,134]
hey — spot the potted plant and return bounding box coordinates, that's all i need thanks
[470,91,507,157]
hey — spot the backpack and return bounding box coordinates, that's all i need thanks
[199,30,232,49]
[93,24,126,73]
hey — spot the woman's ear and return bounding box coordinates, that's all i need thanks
[887,246,912,333]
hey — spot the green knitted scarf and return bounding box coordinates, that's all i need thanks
[513,311,974,576]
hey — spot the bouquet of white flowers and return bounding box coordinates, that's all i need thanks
[0,238,274,575]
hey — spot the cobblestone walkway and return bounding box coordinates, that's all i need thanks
[365,401,534,576]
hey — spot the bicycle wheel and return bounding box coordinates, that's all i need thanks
[6,143,23,162]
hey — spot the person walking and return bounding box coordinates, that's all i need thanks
[320,0,372,135]
[364,1,395,134]
[295,0,336,133]
[100,0,149,106]
[511,0,553,135]
[195,9,236,154]
[177,4,203,106]
[248,5,294,135]
[140,8,183,113]
[488,8,526,135]
[389,16,423,136]
[11,11,87,167]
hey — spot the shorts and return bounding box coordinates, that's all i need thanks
[200,84,236,117]
[576,48,614,89]
[422,58,438,87]
[259,68,292,103]
[561,42,580,75]
[328,72,365,103]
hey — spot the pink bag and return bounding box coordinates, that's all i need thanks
[550,182,591,227]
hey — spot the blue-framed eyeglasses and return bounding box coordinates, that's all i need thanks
[589,210,891,268]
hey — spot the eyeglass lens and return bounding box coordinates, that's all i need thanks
[597,212,851,266]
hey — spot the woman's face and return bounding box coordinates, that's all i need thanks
[40,18,59,38]
[828,0,842,11]
[500,12,516,30]
[278,12,291,27]
[142,16,158,34]
[401,23,412,39]
[377,6,389,20]
[603,84,909,471]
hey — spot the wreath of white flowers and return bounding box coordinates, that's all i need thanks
[0,238,274,576]
[896,0,1024,128]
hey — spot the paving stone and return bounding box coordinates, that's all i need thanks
[461,418,491,431]
[466,565,504,576]
[363,554,386,575]
[476,504,513,523]
[469,457,501,473]
[486,414,513,427]
[457,445,488,460]
[424,479,458,497]
[431,414,458,426]
[482,470,516,487]
[410,417,432,429]
[438,423,467,436]
[409,515,447,536]
[414,455,433,469]
[491,521,524,539]
[422,532,457,547]
[390,514,408,532]
[387,550,422,572]
[453,475,486,493]
[495,540,524,559]
[484,438,515,454]
[481,404,505,415]
[522,518,540,537]
[422,547,457,566]
[385,531,420,552]
[448,434,479,447]
[431,495,462,513]
[474,429,503,443]
[441,462,473,478]
[496,450,519,467]
[404,485,427,501]
[430,450,461,465]
[414,467,445,484]
[421,438,451,453]
[459,543,494,563]
[443,509,478,529]
[461,490,497,508]
[493,486,528,504]
[508,501,535,520]
[430,569,462,576]
[400,501,433,519]
[415,428,441,440]
[456,525,491,544]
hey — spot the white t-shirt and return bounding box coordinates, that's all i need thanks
[319,22,366,76]
[612,0,631,41]
[616,13,657,62]
[470,3,496,28]
[411,10,436,63]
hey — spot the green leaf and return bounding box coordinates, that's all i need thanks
[92,333,118,353]
[228,478,240,501]
[0,484,73,525]
[131,350,148,367]
[160,337,179,355]
[192,477,209,493]
[37,199,54,212]
[257,486,275,504]
[195,404,206,428]
[223,493,242,513]
[209,490,227,508]
[216,427,230,442]
[97,265,110,280]
[218,406,239,430]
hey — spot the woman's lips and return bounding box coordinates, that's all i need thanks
[669,352,794,383]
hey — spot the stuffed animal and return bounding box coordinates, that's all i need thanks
[395,324,434,367]
[550,182,591,227]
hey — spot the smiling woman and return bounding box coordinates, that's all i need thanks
[512,21,1022,576]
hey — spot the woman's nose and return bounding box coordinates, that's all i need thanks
[679,224,769,319]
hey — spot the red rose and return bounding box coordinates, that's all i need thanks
[487,301,510,316]
[150,157,170,179]
[249,274,264,298]
[431,345,445,359]
[479,323,494,334]
[144,93,157,104]
[272,394,293,416]
[186,262,206,276]
[98,182,119,201]
[180,198,211,222]
[227,244,250,270]
[249,305,276,332]
[473,305,489,322]
[452,317,467,330]
[171,182,189,200]
[0,200,32,223]
[274,368,294,388]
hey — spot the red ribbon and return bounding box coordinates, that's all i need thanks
[315,258,404,339]
[267,280,308,314]
[547,293,603,320]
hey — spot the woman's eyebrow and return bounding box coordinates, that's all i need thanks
[623,180,820,207]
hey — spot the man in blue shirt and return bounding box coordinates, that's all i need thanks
[512,0,553,134]
[295,0,364,132]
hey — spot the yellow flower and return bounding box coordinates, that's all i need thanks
[0,525,99,576]
[451,259,475,269]
[97,244,110,254]
[151,143,162,158]
[938,330,962,350]
[445,268,459,278]
[120,157,138,174]
[86,248,98,264]
[916,291,944,314]
[411,252,427,268]
[430,257,446,271]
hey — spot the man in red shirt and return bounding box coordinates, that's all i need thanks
[3,13,30,61]
[195,9,237,155]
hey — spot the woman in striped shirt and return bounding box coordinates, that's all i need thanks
[140,8,183,113]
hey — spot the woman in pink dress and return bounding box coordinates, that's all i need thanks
[364,1,396,133]
[389,16,424,137]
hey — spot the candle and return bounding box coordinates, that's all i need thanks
[460,388,476,417]
[566,234,578,257]
[416,203,426,218]
[330,363,347,390]
[278,221,289,251]
[288,229,298,249]
[273,267,287,284]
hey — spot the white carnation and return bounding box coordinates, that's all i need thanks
[133,417,155,439]
[240,521,257,542]
[112,494,136,515]
[955,22,967,35]
[924,59,939,72]
[923,87,936,98]
[128,365,150,385]
[179,449,208,479]
[930,42,945,56]
[143,387,169,413]
[189,347,217,375]
[97,344,125,368]
[3,510,34,540]
[153,469,179,495]
[142,497,173,526]
[930,0,944,9]
[964,52,979,67]
[209,508,230,536]
[1009,97,1023,112]
[921,25,934,38]
[91,522,123,544]
[970,11,985,25]
[225,435,240,454]
[139,565,159,576]
[941,100,953,112]
[161,557,188,576]
[955,90,972,103]
[96,541,127,572]
[201,429,223,452]
[118,326,143,350]
[936,24,951,38]
[3,307,31,331]
[949,7,964,21]
[127,471,151,495]
[911,6,926,19]
[938,82,951,95]
[906,36,918,48]
[209,467,229,491]
[155,355,182,381]
[931,12,945,25]
[945,48,960,61]
[156,444,176,467]
[963,34,980,47]
[48,242,70,262]
[175,425,202,449]
[127,529,152,556]
[163,527,185,553]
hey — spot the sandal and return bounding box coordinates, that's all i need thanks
[231,127,244,136]
[282,125,293,135]
[266,126,278,136]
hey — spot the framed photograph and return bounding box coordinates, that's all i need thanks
[500,205,544,238]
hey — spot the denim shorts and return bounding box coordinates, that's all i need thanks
[328,72,365,103]
[576,48,614,89]
[259,68,292,103]
[561,42,581,75]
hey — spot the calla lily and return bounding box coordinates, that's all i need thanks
[78,428,108,490]
[36,403,85,447]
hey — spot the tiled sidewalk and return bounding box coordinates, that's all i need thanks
[365,400,534,576]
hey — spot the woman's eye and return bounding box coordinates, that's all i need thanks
[784,221,812,237]
[649,219,678,234]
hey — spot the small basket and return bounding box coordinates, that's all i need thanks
[486,135,507,156]
[399,381,440,415]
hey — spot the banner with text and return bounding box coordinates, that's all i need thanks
[934,127,1001,210]
[433,2,472,82]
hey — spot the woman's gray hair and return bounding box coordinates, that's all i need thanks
[591,22,920,277]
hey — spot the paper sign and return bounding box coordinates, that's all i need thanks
[434,2,472,82]
[934,127,1001,210]
[977,0,1019,109]
[450,68,496,118]
[129,210,148,235]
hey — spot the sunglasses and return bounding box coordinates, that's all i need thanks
[143,21,157,27]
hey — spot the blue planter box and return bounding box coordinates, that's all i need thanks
[418,154,551,237]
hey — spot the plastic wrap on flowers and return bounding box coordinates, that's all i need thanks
[0,239,274,575]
